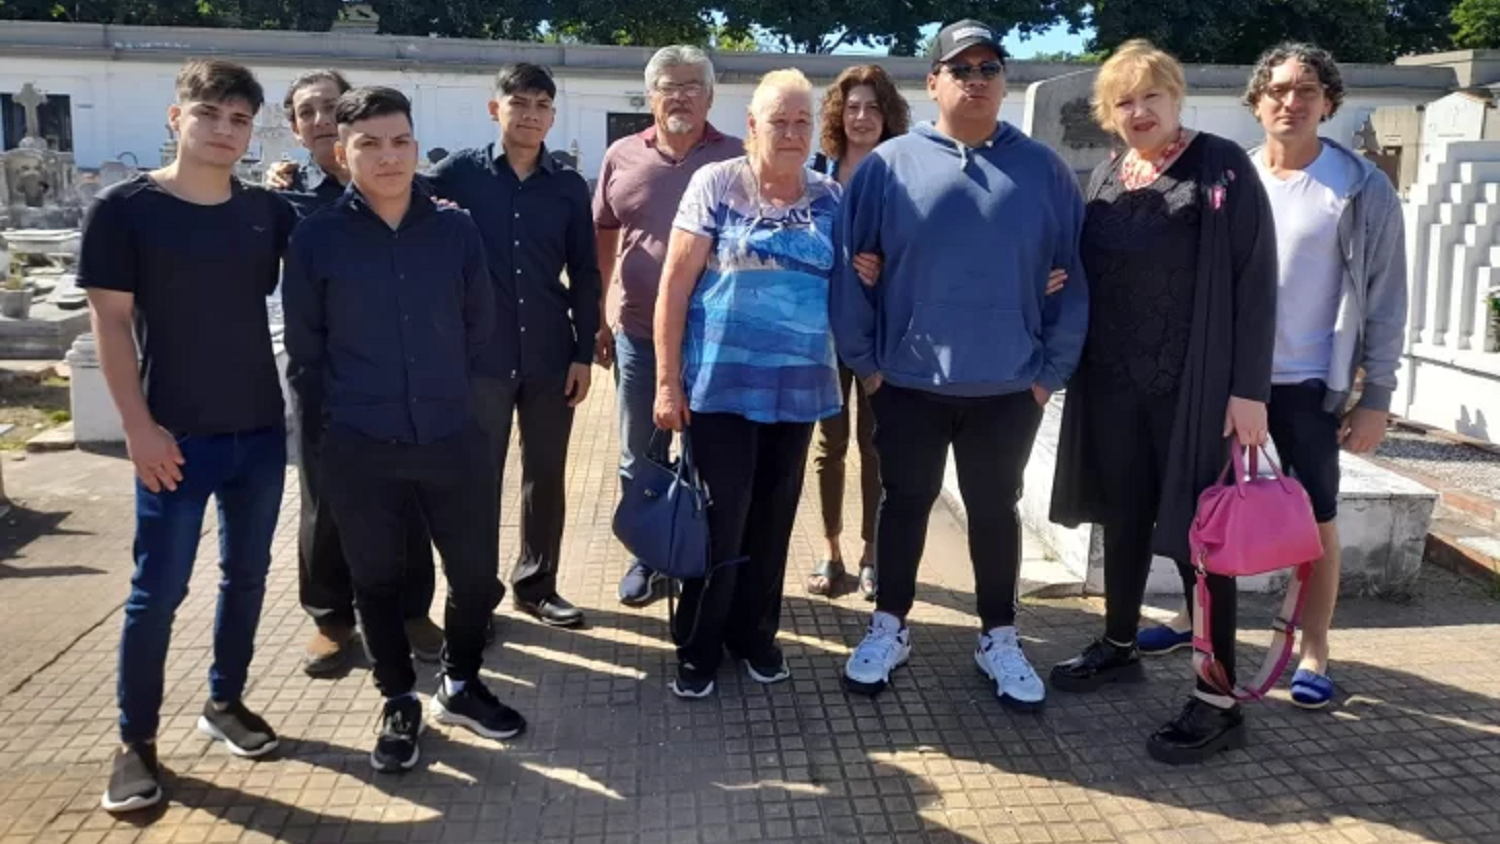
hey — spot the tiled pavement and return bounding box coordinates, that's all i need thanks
[0,383,1499,844]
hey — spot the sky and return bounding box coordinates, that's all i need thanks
[833,21,1092,57]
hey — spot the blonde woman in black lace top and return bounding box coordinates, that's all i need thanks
[1049,40,1278,766]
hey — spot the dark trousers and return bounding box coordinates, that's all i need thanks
[813,364,880,543]
[118,428,285,743]
[297,422,435,629]
[1085,381,1237,692]
[472,374,575,603]
[675,413,814,674]
[320,425,500,698]
[871,386,1042,630]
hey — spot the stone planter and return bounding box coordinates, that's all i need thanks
[0,288,33,320]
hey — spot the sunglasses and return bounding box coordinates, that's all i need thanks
[940,61,1004,82]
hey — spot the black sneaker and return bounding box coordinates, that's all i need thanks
[1050,638,1146,693]
[670,662,716,699]
[101,742,162,813]
[372,696,424,773]
[432,679,526,740]
[740,645,791,685]
[197,701,278,758]
[1146,696,1247,765]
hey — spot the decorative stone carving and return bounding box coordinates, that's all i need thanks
[0,82,81,228]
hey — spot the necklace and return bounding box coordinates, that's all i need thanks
[1119,128,1189,191]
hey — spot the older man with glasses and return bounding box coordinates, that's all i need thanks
[594,45,743,606]
[831,20,1089,709]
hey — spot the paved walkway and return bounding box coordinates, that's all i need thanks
[0,385,1498,844]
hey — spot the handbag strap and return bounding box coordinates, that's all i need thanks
[1191,560,1312,701]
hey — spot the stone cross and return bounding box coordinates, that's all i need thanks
[14,83,47,140]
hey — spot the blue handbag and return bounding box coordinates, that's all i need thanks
[613,428,712,581]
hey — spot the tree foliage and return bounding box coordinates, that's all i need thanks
[1453,0,1500,47]
[1090,0,1474,62]
[1091,0,1399,64]
[0,0,1485,59]
[718,0,1086,54]
[0,0,343,28]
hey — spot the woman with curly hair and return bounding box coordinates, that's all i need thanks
[806,65,909,600]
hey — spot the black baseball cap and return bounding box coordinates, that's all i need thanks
[930,19,1007,64]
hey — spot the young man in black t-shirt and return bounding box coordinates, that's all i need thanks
[79,59,296,814]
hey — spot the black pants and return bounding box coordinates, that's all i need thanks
[1085,382,1237,692]
[472,374,576,603]
[871,385,1042,630]
[675,413,813,674]
[297,421,436,629]
[320,425,501,698]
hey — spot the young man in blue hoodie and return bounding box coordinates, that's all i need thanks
[831,20,1089,709]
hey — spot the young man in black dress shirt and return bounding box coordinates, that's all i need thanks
[275,69,443,676]
[82,59,295,814]
[283,86,525,773]
[425,63,602,629]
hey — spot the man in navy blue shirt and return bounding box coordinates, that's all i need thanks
[426,63,602,629]
[81,58,293,815]
[283,87,526,773]
[273,69,442,678]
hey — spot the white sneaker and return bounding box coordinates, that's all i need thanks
[975,626,1046,710]
[844,611,911,696]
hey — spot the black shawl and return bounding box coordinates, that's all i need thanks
[1050,132,1278,563]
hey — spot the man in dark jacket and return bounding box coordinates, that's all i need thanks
[283,86,525,774]
[424,63,602,629]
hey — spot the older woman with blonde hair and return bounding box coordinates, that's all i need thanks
[653,69,842,699]
[1049,40,1279,764]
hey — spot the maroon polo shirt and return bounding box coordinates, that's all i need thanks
[593,123,742,340]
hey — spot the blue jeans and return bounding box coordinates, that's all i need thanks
[614,332,668,482]
[615,332,669,572]
[118,427,286,744]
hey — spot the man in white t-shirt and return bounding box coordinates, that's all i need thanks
[1245,43,1408,709]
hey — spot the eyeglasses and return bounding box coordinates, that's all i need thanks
[940,61,1004,82]
[1264,83,1325,103]
[653,82,706,98]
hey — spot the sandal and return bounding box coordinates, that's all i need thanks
[806,559,845,596]
[858,563,877,601]
[1290,668,1335,710]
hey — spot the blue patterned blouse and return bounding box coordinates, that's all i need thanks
[673,157,843,424]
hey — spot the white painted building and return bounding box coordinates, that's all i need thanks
[0,21,1456,180]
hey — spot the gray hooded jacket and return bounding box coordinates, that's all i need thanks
[1249,138,1409,415]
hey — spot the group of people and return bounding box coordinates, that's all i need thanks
[80,17,1406,816]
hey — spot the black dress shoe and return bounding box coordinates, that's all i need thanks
[514,594,585,628]
[1147,696,1247,765]
[1050,638,1146,693]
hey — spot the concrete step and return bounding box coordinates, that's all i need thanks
[25,421,74,452]
[1425,515,1500,583]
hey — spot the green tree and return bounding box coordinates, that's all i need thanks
[722,0,1087,55]
[1388,0,1459,57]
[1453,0,1500,47]
[1090,0,1393,63]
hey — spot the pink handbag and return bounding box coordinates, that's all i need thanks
[1187,442,1324,700]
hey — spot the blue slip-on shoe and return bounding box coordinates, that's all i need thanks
[1290,669,1335,709]
[1137,625,1192,656]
